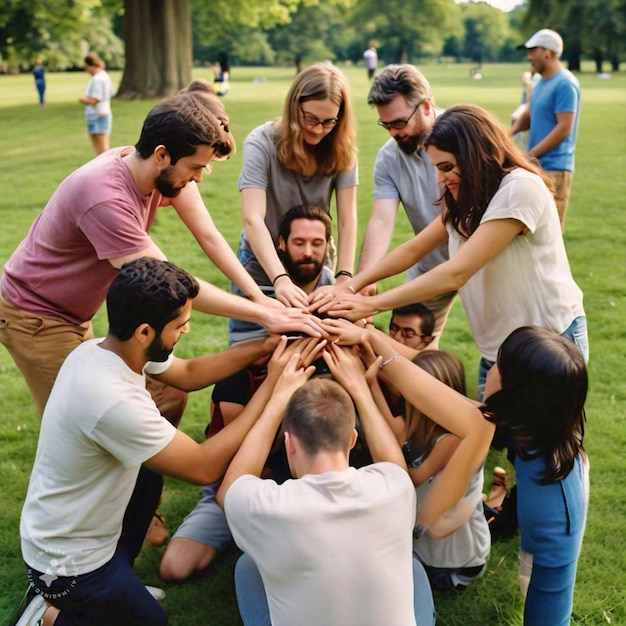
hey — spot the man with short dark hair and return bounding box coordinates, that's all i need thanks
[15,258,290,626]
[0,92,321,419]
[390,302,435,351]
[217,345,436,626]
[357,64,456,343]
[160,205,335,581]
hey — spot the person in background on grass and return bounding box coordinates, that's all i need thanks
[32,57,46,106]
[483,326,589,626]
[230,62,358,343]
[334,64,455,343]
[511,29,581,231]
[217,343,437,626]
[315,104,588,400]
[159,205,335,582]
[363,42,378,80]
[0,90,322,422]
[13,258,295,626]
[78,52,114,155]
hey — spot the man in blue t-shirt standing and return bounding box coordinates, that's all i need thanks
[512,29,581,231]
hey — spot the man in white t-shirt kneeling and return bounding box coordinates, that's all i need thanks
[217,344,436,626]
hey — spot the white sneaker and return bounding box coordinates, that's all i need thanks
[145,585,166,601]
[13,592,47,626]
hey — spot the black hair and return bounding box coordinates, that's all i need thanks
[107,257,199,341]
[391,302,435,337]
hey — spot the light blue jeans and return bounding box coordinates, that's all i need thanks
[234,552,436,626]
[476,315,589,401]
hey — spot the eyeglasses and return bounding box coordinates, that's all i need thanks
[377,101,425,131]
[299,104,339,129]
[389,322,431,341]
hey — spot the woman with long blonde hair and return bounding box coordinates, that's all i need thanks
[230,63,358,342]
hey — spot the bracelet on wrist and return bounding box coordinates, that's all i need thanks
[379,352,400,369]
[335,270,353,279]
[272,273,289,286]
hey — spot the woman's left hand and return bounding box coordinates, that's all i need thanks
[318,293,377,321]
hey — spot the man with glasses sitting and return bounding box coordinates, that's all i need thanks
[356,64,456,345]
[389,302,435,352]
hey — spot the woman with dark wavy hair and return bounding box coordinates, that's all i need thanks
[484,326,588,625]
[319,104,587,394]
[230,63,358,344]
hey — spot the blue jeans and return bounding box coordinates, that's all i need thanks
[524,560,578,626]
[234,552,436,626]
[476,315,589,401]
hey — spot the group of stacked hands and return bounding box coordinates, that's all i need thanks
[4,28,587,626]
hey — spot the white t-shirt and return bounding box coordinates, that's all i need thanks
[448,168,585,361]
[20,340,176,575]
[85,70,114,117]
[225,463,417,626]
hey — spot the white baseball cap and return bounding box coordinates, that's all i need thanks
[518,29,563,57]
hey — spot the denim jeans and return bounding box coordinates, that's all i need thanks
[234,552,436,626]
[476,315,589,402]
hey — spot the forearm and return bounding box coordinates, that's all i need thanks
[357,211,396,273]
[335,189,358,275]
[528,125,570,159]
[244,219,285,284]
[217,391,288,507]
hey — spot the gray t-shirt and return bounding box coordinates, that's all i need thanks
[238,122,358,255]
[373,137,448,278]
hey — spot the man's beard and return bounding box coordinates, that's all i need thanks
[282,252,324,285]
[155,167,183,198]
[395,134,422,155]
[146,334,173,362]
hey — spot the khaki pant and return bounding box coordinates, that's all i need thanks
[0,292,187,424]
[546,170,573,232]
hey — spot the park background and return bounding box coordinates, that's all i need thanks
[1,1,626,625]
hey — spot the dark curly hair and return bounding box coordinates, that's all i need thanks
[107,257,199,340]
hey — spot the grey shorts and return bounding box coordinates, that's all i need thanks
[171,482,232,551]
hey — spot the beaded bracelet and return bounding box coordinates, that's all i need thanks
[335,270,353,279]
[379,352,400,369]
[272,273,289,286]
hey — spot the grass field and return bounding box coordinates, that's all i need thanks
[1,62,625,625]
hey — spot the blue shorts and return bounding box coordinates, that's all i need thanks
[171,482,232,551]
[87,113,112,134]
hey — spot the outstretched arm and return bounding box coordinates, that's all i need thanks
[366,332,495,527]
[334,185,358,281]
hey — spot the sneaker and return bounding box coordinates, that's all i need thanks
[145,585,166,601]
[12,585,47,626]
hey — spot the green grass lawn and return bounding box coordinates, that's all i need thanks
[1,62,625,625]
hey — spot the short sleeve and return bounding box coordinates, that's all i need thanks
[554,80,579,115]
[335,163,359,189]
[239,125,273,191]
[144,354,175,376]
[373,144,400,200]
[78,200,153,260]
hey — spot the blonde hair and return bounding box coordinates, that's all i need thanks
[274,63,357,177]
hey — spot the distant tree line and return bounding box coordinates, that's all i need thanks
[1,0,623,94]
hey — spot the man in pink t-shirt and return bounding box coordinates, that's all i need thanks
[0,91,323,417]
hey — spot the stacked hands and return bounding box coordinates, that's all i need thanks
[264,279,376,339]
[266,320,383,401]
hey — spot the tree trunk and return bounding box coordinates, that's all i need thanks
[117,0,192,99]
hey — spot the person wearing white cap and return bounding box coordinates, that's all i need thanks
[511,28,581,231]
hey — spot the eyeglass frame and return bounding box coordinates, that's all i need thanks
[388,321,432,342]
[299,104,340,129]
[377,100,426,131]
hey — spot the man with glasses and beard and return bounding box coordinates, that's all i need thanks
[355,64,456,346]
[159,205,335,582]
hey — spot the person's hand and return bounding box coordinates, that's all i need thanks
[254,293,285,310]
[261,307,324,338]
[307,282,354,312]
[272,351,316,404]
[318,293,377,321]
[320,318,368,346]
[321,343,370,396]
[360,283,377,297]
[273,275,310,309]
[266,336,326,380]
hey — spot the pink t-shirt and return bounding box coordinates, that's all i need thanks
[2,148,162,324]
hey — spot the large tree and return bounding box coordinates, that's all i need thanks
[117,0,192,99]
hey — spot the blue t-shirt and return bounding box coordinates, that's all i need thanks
[528,69,581,172]
[516,454,587,568]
